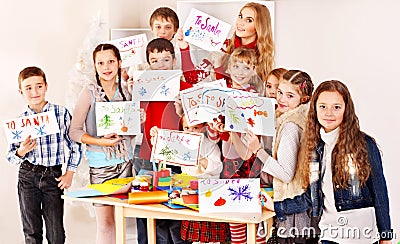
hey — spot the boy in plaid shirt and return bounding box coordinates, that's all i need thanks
[6,66,82,244]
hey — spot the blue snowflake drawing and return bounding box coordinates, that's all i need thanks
[138,86,147,96]
[160,84,170,96]
[34,125,47,136]
[183,152,192,161]
[228,184,253,201]
[11,130,23,140]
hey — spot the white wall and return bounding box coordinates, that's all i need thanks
[0,1,108,243]
[0,0,398,243]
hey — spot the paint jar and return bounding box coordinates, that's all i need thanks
[131,180,141,192]
[139,182,149,192]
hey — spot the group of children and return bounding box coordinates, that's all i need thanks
[6,2,392,244]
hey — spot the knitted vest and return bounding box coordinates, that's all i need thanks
[272,103,309,202]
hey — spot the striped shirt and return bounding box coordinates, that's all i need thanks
[6,102,82,172]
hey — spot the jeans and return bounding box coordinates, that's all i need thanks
[18,164,64,244]
[136,214,189,244]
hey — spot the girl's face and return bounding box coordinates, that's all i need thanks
[182,116,205,133]
[276,81,302,113]
[316,91,345,133]
[95,49,120,82]
[228,61,255,88]
[152,18,176,41]
[236,7,257,42]
[149,51,175,70]
[265,75,279,98]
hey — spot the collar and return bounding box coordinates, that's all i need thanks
[27,101,49,114]
[234,35,257,50]
[320,127,339,146]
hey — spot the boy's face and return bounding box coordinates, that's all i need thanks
[152,18,177,41]
[19,76,47,110]
[149,50,175,70]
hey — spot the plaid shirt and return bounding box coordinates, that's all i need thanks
[6,102,82,172]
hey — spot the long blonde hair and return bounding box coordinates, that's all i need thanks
[225,2,274,81]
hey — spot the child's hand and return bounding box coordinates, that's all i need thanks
[149,126,159,145]
[174,97,184,117]
[243,129,261,154]
[121,68,129,82]
[259,190,274,211]
[101,133,122,147]
[139,108,146,124]
[212,121,226,132]
[127,76,138,93]
[209,51,224,68]
[199,157,208,170]
[16,135,36,158]
[176,28,189,49]
[56,170,74,190]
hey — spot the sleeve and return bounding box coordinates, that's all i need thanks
[262,122,302,183]
[206,124,220,143]
[365,136,393,240]
[6,141,24,166]
[180,46,208,85]
[201,139,223,177]
[63,108,82,172]
[68,87,92,143]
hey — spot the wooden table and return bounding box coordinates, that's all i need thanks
[63,195,275,244]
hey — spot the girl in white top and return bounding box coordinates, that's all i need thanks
[299,80,392,244]
[149,115,230,243]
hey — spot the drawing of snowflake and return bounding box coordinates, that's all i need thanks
[191,29,206,41]
[183,152,192,161]
[11,130,23,140]
[228,184,253,201]
[34,125,47,136]
[160,84,170,96]
[138,86,147,96]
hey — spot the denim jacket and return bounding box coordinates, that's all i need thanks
[308,134,393,240]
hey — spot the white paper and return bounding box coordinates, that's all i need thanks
[151,129,203,167]
[224,96,276,136]
[107,34,148,68]
[3,111,60,144]
[132,70,182,101]
[95,101,140,136]
[182,8,231,52]
[198,178,261,214]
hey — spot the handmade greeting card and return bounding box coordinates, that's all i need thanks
[180,79,226,126]
[132,70,182,101]
[107,34,147,68]
[182,8,231,52]
[95,101,140,136]
[3,111,60,144]
[195,87,255,123]
[198,178,261,214]
[151,129,203,167]
[224,96,276,136]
